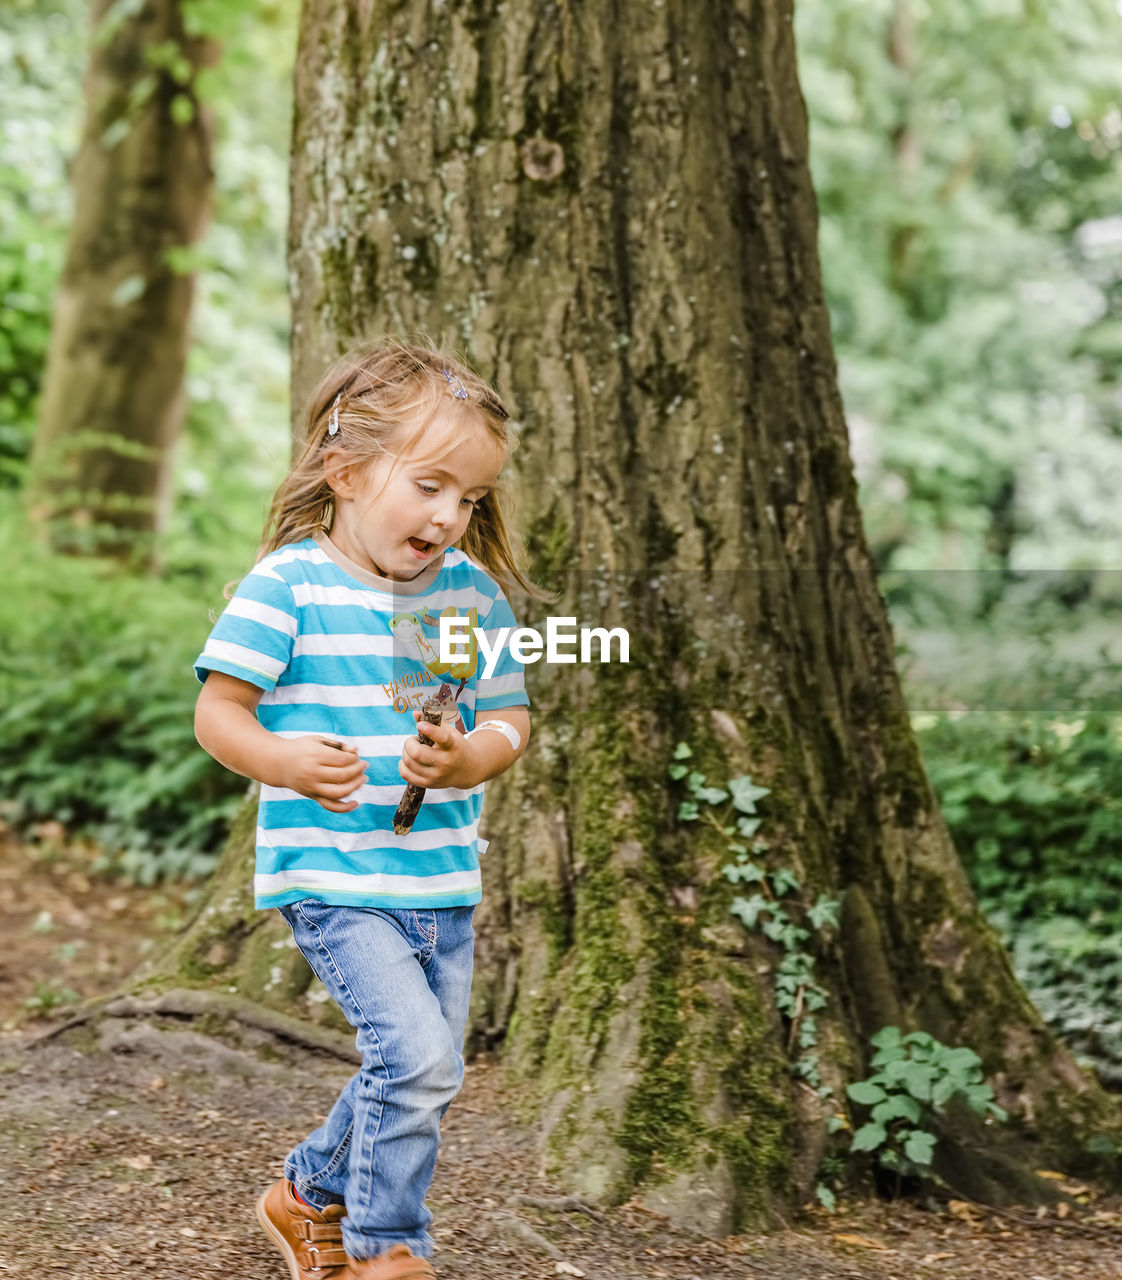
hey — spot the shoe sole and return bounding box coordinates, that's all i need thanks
[255,1188,304,1280]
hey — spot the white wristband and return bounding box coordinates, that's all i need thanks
[467,719,522,752]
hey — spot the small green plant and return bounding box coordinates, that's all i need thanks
[23,979,80,1015]
[670,742,1004,1210]
[846,1026,1007,1178]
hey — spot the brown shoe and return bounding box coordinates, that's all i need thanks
[346,1245,435,1278]
[256,1178,349,1278]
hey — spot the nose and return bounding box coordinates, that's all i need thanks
[430,494,462,529]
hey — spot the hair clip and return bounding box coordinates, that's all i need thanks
[442,369,469,400]
[328,391,342,435]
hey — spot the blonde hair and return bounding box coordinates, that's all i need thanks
[259,337,545,599]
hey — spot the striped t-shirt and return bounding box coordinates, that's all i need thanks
[194,535,529,910]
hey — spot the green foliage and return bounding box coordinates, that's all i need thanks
[23,977,80,1014]
[0,0,85,482]
[1009,917,1122,1089]
[163,0,296,573]
[670,748,837,1094]
[0,501,246,880]
[907,622,1122,1084]
[846,1027,1006,1180]
[798,0,1122,588]
[923,709,1122,925]
[0,0,294,562]
[0,0,296,877]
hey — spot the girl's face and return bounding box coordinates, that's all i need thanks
[325,411,504,581]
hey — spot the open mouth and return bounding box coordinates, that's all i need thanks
[407,538,435,555]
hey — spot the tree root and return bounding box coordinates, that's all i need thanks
[488,1211,563,1259]
[32,987,358,1063]
[513,1193,604,1222]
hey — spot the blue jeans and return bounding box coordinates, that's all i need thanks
[276,900,476,1260]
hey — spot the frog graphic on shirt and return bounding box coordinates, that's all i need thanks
[389,606,478,681]
[388,606,480,728]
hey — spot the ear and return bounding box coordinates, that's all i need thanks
[323,448,357,500]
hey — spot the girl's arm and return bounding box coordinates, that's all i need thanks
[195,671,368,812]
[400,705,530,792]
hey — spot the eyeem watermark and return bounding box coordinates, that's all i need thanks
[440,615,630,679]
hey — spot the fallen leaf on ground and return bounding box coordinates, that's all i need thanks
[947,1201,981,1223]
[834,1232,891,1250]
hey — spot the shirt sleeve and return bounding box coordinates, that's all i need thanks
[193,562,298,691]
[474,581,531,712]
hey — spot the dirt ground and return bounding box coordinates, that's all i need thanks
[2,830,1122,1280]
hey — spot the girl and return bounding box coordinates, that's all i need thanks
[193,340,535,1280]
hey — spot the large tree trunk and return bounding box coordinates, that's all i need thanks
[143,0,1120,1233]
[26,0,216,564]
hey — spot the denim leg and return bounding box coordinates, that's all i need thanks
[276,901,475,1260]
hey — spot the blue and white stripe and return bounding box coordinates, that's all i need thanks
[194,538,528,910]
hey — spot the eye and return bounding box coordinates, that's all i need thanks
[415,483,439,496]
[460,497,478,509]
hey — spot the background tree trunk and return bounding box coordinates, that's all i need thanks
[144,0,1121,1234]
[26,0,216,563]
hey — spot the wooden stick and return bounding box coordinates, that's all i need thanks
[392,693,444,835]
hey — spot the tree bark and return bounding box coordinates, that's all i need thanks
[145,0,1120,1234]
[26,0,216,564]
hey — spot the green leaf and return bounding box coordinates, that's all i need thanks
[938,1046,983,1074]
[164,244,206,275]
[872,1095,923,1125]
[870,1045,908,1065]
[963,1084,996,1115]
[170,93,195,125]
[694,785,729,805]
[898,1063,936,1101]
[816,1183,837,1213]
[808,895,841,929]
[870,1026,903,1050]
[672,742,693,760]
[730,894,771,929]
[902,1129,937,1166]
[850,1123,887,1153]
[847,1080,887,1106]
[761,915,792,944]
[667,763,688,780]
[770,867,801,896]
[723,860,766,885]
[931,1076,960,1108]
[728,776,771,814]
[677,801,700,821]
[904,1031,937,1047]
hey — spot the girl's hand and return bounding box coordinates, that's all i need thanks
[274,736,368,812]
[399,716,480,791]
